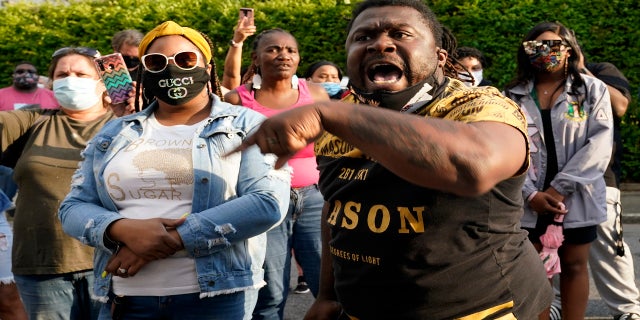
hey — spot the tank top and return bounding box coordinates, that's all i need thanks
[237,79,318,187]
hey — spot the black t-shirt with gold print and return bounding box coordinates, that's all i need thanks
[315,80,552,319]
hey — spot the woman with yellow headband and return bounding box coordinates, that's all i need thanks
[59,21,290,320]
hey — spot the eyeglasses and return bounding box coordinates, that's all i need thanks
[141,51,200,73]
[52,47,101,59]
[14,69,37,75]
[522,40,568,55]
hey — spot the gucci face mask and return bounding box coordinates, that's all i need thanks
[142,65,210,105]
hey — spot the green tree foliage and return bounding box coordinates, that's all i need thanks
[0,0,352,85]
[1,0,638,180]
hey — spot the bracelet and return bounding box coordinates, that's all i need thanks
[104,220,124,251]
[103,231,122,251]
[527,191,538,202]
[229,39,243,48]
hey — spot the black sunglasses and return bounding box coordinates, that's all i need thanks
[52,47,101,59]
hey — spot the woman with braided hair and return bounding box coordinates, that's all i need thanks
[59,21,290,320]
[225,28,329,320]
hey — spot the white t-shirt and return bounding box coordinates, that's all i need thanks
[104,113,206,296]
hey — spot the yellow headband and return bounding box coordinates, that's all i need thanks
[138,21,212,63]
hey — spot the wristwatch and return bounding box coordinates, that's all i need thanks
[230,39,243,48]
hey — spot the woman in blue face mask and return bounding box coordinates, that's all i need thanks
[304,60,347,99]
[504,21,613,320]
[1,46,120,320]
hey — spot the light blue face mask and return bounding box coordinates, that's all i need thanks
[320,82,342,97]
[53,77,100,110]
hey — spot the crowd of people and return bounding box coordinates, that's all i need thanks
[0,0,637,319]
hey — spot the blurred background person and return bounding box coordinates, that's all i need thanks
[37,75,51,89]
[110,29,147,112]
[454,46,492,87]
[0,61,58,111]
[111,29,144,80]
[303,60,347,99]
[0,61,61,228]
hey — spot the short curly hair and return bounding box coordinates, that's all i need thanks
[455,47,491,69]
[347,0,442,48]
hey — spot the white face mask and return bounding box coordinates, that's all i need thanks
[466,70,484,87]
[53,77,100,110]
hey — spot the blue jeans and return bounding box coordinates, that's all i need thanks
[98,289,258,320]
[0,211,13,283]
[14,270,100,320]
[252,184,323,320]
[0,166,17,201]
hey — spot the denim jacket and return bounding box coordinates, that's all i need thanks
[59,94,291,302]
[505,74,612,229]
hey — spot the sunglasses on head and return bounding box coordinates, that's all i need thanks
[141,51,200,73]
[14,69,37,75]
[52,47,101,59]
[522,40,568,55]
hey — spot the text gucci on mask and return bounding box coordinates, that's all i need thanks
[159,77,194,88]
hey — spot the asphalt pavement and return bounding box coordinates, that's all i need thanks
[284,184,640,320]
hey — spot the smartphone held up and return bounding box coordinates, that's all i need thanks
[239,8,254,27]
[94,53,134,105]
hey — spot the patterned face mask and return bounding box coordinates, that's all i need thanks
[13,69,39,90]
[523,40,567,72]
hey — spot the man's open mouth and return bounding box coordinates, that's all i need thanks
[367,63,403,84]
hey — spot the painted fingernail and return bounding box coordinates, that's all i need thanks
[101,271,108,278]
[181,212,190,218]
